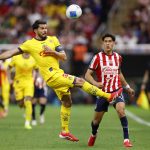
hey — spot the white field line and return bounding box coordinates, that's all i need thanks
[126,110,150,127]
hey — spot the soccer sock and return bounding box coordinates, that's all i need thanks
[60,105,71,133]
[120,116,129,139]
[32,104,36,120]
[24,100,32,122]
[40,104,46,116]
[91,121,99,136]
[82,81,111,100]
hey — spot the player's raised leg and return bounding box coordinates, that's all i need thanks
[75,78,123,101]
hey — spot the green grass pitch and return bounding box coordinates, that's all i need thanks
[0,105,149,150]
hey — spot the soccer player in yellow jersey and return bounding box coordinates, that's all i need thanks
[8,53,37,129]
[0,20,122,141]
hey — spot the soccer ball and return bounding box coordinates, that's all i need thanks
[66,4,82,19]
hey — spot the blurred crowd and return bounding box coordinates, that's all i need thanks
[0,0,114,44]
[116,0,150,45]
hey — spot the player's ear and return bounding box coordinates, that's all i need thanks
[33,28,37,34]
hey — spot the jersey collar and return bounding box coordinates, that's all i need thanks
[34,36,47,41]
[101,49,114,56]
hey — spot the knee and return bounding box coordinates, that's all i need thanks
[24,96,32,101]
[93,120,100,125]
[18,101,24,108]
[63,101,72,107]
[74,77,85,87]
[78,78,85,82]
[117,109,125,118]
[61,95,72,107]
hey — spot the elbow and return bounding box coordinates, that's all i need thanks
[85,73,88,80]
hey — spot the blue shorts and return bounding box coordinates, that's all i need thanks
[34,86,46,98]
[95,93,125,112]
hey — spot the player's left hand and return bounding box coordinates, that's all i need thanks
[42,45,55,56]
[126,88,135,98]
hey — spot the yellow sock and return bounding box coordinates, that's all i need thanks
[82,81,111,100]
[60,105,71,133]
[24,100,32,122]
[3,99,9,111]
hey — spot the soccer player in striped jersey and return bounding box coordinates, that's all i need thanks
[0,20,122,142]
[86,33,135,147]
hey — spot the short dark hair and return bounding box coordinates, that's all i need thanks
[102,33,116,41]
[32,20,47,30]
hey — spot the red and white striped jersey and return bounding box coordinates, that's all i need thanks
[89,51,122,92]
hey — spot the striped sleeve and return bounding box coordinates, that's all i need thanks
[89,54,98,70]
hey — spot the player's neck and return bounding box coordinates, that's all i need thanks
[35,36,47,41]
[103,50,113,55]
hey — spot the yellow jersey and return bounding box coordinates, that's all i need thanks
[9,55,36,81]
[19,36,62,82]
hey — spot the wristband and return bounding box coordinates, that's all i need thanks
[125,84,130,89]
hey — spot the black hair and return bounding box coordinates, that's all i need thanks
[32,20,47,30]
[102,33,116,41]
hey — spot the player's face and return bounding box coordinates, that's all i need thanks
[36,24,48,39]
[103,37,115,53]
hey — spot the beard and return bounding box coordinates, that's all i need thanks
[38,32,47,40]
[39,35,47,40]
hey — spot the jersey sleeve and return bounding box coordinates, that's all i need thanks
[52,36,61,47]
[89,55,98,70]
[19,40,30,53]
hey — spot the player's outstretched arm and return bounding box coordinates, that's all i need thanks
[0,48,22,60]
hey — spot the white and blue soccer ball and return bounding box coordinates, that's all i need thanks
[66,4,82,19]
